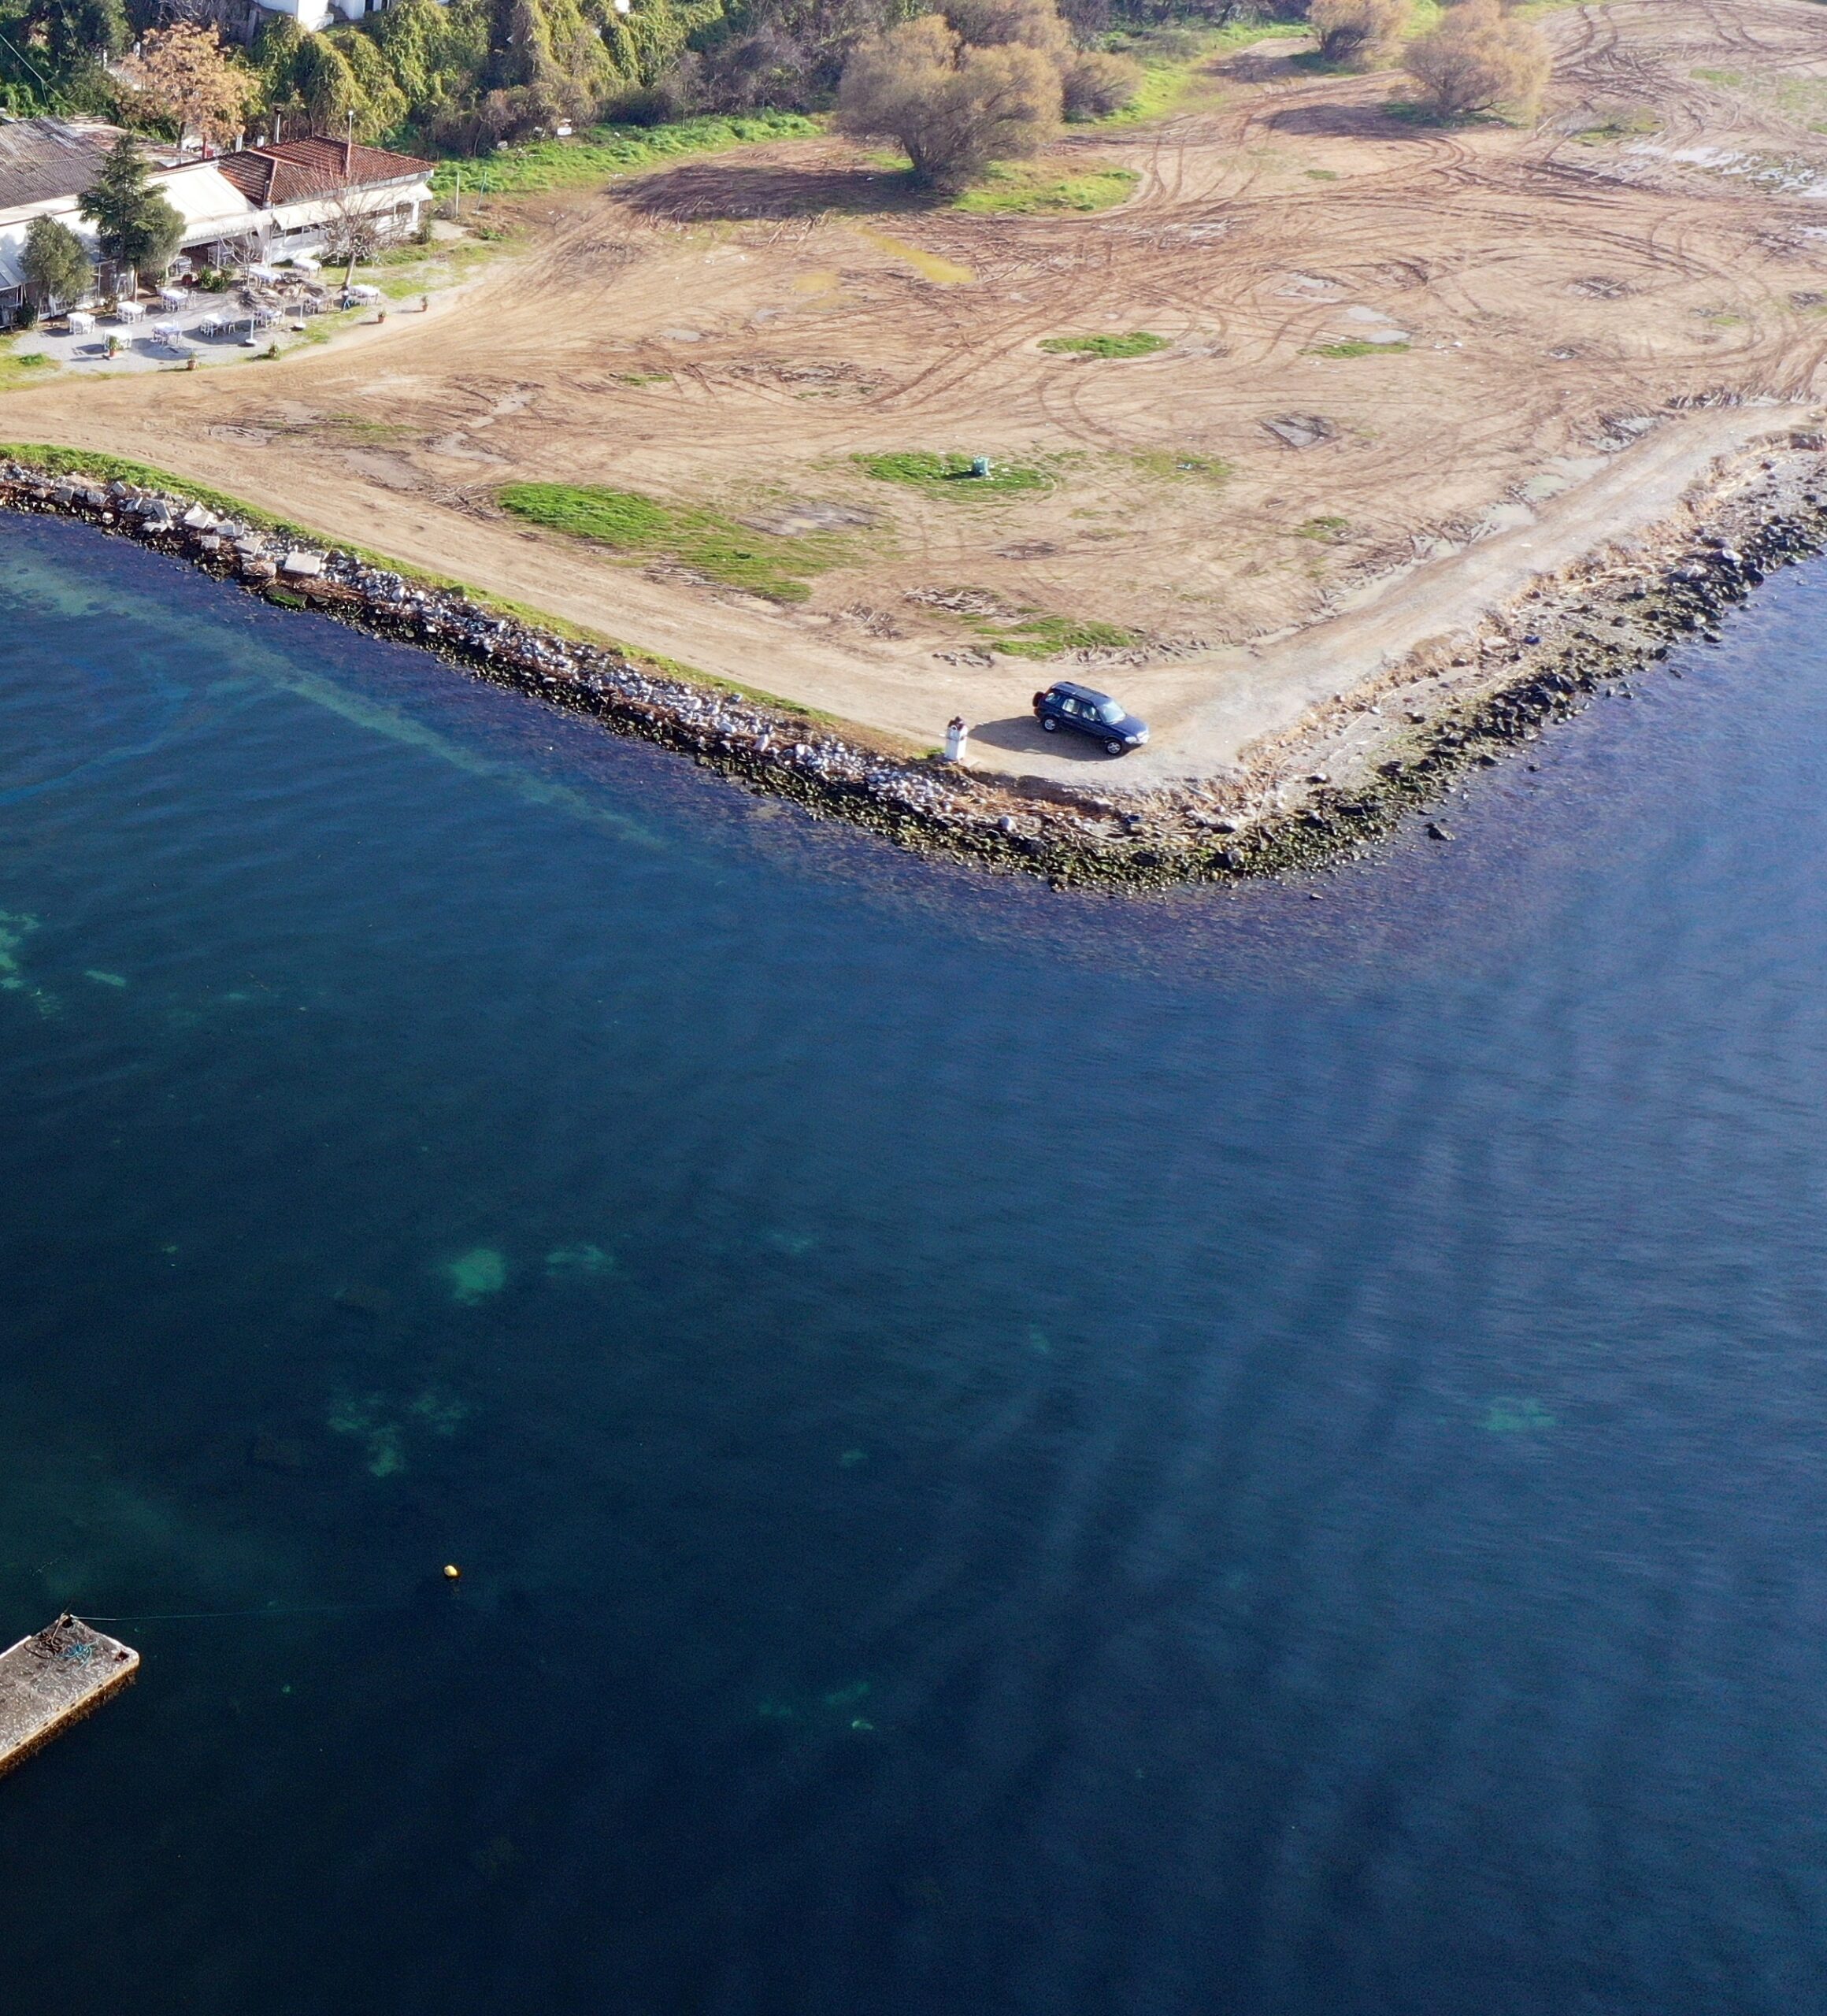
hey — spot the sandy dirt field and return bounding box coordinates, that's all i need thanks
[13,0,1827,785]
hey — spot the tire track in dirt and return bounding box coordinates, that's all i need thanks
[10,0,1827,765]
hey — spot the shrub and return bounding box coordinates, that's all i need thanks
[1309,0,1412,69]
[1062,48,1142,117]
[837,14,1061,189]
[943,0,1072,61]
[1403,0,1551,118]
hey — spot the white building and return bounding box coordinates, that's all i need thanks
[249,0,399,32]
[0,119,434,321]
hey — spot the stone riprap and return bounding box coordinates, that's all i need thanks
[5,441,1826,889]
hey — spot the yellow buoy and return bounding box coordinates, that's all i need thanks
[443,1563,462,1582]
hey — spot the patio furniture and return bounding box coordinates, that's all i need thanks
[113,299,146,322]
[152,320,182,344]
[66,310,95,332]
[158,286,187,308]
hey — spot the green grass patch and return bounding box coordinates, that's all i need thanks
[934,591,1136,656]
[0,443,320,534]
[1098,17,1309,126]
[325,413,415,443]
[1295,514,1351,542]
[954,164,1139,215]
[368,233,518,300]
[1125,447,1230,484]
[0,443,847,716]
[983,614,1136,658]
[854,450,1053,498]
[1570,109,1659,144]
[0,350,57,392]
[428,111,820,199]
[1306,339,1412,358]
[1038,330,1169,358]
[1305,168,1342,180]
[496,480,858,603]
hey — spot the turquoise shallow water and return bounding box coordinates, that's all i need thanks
[2,514,1826,2014]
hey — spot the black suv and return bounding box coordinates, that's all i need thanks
[1032,682,1150,755]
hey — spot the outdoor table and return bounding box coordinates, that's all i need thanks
[152,321,181,343]
[113,300,145,321]
[66,311,94,332]
[158,287,186,307]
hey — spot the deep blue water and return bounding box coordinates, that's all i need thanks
[2,512,1825,2014]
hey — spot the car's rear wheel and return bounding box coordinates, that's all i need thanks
[1041,717,1059,732]
[1105,739,1124,755]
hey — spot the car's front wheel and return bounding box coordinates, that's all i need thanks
[1041,717,1059,732]
[1105,739,1124,755]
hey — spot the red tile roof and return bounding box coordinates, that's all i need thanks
[215,137,431,209]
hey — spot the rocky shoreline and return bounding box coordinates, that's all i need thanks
[4,432,1825,890]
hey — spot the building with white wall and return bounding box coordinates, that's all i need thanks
[0,119,433,321]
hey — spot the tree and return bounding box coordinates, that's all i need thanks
[288,31,363,132]
[20,213,91,311]
[321,180,386,286]
[79,134,184,291]
[1309,0,1410,69]
[118,21,257,154]
[837,13,1061,188]
[17,0,126,73]
[328,26,410,139]
[943,0,1070,61]
[1402,0,1549,118]
[1061,46,1139,116]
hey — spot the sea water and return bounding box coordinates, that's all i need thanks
[2,513,1825,2014]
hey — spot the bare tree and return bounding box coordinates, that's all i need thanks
[837,13,1062,189]
[1061,47,1140,116]
[118,22,258,156]
[1309,0,1411,69]
[943,0,1072,61]
[320,181,389,290]
[1403,0,1549,118]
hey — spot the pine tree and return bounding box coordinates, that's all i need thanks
[78,136,184,294]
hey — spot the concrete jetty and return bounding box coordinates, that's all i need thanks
[0,1615,139,1780]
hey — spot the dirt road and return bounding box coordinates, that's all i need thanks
[12,0,1827,785]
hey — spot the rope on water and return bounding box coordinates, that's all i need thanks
[77,1598,406,1625]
